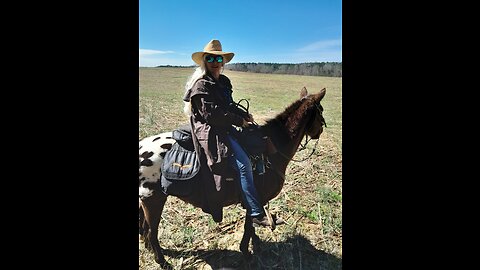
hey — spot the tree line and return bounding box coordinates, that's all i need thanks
[224,62,342,77]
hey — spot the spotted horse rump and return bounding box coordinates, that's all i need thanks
[139,132,175,199]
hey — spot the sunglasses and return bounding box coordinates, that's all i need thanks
[205,55,224,63]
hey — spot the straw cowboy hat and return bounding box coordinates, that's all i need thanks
[192,39,235,65]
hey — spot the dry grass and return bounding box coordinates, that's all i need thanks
[139,67,342,269]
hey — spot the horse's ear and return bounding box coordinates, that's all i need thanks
[300,86,308,99]
[319,88,326,100]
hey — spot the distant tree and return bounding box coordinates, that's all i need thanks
[225,62,342,77]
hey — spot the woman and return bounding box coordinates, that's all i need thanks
[182,39,273,227]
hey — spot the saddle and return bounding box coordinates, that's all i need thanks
[231,124,266,156]
[160,124,277,223]
[230,124,277,174]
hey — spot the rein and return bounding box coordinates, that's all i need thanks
[265,134,318,185]
[233,98,259,125]
[277,135,320,162]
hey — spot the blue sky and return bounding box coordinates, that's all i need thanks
[139,0,342,67]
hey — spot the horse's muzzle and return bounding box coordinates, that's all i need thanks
[311,127,323,139]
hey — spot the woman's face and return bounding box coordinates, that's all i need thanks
[204,54,224,78]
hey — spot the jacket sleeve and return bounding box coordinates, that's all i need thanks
[227,101,250,119]
[190,81,245,128]
[221,76,250,119]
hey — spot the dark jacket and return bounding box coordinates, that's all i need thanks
[183,74,248,186]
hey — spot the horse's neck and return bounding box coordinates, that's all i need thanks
[280,130,307,160]
[265,118,309,163]
[257,119,307,202]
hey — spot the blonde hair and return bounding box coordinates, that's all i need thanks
[183,64,205,116]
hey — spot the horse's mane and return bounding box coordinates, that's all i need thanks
[263,94,319,143]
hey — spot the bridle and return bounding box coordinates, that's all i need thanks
[276,102,326,162]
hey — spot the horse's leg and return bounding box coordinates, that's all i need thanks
[141,192,170,268]
[240,215,254,259]
[139,201,144,236]
[251,228,261,252]
[139,201,151,249]
[139,201,145,236]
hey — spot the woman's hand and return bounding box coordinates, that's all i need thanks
[242,119,252,128]
[246,113,254,122]
[241,113,254,127]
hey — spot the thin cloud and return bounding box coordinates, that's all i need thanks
[297,39,342,52]
[139,49,175,56]
[139,49,192,66]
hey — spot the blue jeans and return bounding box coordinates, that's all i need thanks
[227,135,263,217]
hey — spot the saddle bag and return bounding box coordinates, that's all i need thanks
[160,126,200,196]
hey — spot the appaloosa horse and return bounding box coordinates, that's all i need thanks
[139,87,327,268]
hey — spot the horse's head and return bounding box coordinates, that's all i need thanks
[263,87,327,157]
[301,87,327,139]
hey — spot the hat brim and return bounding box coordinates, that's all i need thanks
[192,51,234,65]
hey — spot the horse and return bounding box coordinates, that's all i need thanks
[139,87,327,268]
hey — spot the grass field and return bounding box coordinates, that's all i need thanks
[139,67,342,269]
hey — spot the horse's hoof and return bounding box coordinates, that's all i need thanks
[241,250,253,262]
[159,261,173,270]
[240,240,252,258]
[156,257,172,270]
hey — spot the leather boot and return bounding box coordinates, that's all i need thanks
[252,214,285,228]
[252,215,272,227]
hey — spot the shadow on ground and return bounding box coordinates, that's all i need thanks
[162,234,341,270]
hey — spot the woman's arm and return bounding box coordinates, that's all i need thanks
[191,94,245,127]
